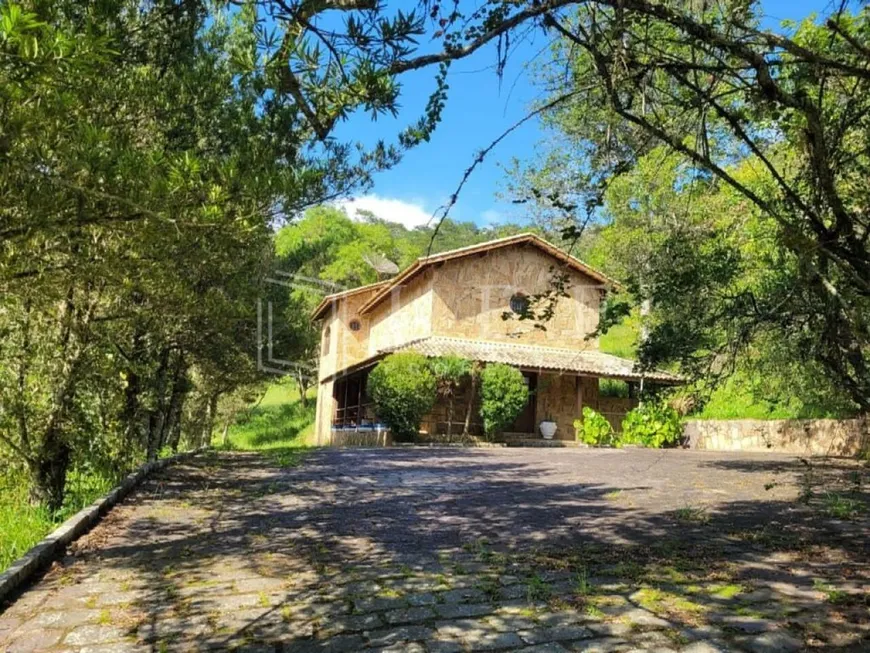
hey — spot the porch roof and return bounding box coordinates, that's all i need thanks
[383,336,682,384]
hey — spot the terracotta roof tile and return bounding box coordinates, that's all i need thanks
[382,336,681,384]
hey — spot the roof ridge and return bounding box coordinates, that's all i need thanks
[310,279,393,320]
[414,232,535,262]
[358,233,618,316]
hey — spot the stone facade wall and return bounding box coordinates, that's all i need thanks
[330,429,393,447]
[317,286,383,382]
[598,396,639,433]
[535,374,580,440]
[314,379,335,445]
[367,270,434,354]
[421,378,483,437]
[430,246,602,349]
[684,418,869,456]
[315,241,613,443]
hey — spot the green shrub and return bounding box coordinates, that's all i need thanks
[599,378,629,398]
[620,402,682,448]
[368,353,437,440]
[479,364,528,436]
[574,407,615,446]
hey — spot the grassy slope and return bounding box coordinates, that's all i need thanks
[598,315,639,360]
[220,380,316,466]
[695,379,798,420]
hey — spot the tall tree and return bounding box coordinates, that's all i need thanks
[370,1,870,410]
[0,0,417,507]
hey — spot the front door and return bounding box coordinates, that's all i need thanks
[509,372,537,433]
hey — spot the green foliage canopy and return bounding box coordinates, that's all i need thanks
[479,364,529,437]
[367,353,437,440]
[0,0,442,509]
[384,0,870,415]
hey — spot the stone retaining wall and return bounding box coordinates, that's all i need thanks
[329,429,393,447]
[683,417,868,456]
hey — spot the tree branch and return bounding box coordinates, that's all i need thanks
[426,83,594,254]
[391,0,574,74]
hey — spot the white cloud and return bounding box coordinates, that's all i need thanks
[335,194,434,229]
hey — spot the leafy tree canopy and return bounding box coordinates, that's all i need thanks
[420,0,870,413]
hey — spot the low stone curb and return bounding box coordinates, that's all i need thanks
[394,442,507,448]
[504,439,588,448]
[0,447,209,605]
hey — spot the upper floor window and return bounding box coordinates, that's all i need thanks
[349,319,361,332]
[322,326,331,356]
[510,293,530,315]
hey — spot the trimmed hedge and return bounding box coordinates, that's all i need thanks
[479,363,528,436]
[367,353,437,440]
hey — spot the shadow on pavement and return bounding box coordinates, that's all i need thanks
[1,448,868,651]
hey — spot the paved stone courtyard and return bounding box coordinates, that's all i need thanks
[0,448,868,652]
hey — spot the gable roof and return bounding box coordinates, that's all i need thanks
[310,280,391,321]
[357,233,618,316]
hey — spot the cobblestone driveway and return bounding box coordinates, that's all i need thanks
[1,448,868,652]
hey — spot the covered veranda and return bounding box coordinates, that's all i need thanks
[323,336,681,444]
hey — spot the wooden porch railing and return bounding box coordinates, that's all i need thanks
[332,402,384,430]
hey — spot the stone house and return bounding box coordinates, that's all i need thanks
[311,233,679,445]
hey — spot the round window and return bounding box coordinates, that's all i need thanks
[510,293,530,314]
[349,319,361,332]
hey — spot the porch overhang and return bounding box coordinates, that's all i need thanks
[320,336,682,385]
[383,337,681,384]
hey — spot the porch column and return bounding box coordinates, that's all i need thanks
[314,380,335,445]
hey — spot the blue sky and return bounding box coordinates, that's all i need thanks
[331,0,837,229]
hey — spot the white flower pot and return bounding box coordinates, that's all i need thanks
[539,420,558,440]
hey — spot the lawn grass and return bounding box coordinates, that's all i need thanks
[0,498,53,574]
[0,468,115,574]
[598,313,639,360]
[220,379,316,452]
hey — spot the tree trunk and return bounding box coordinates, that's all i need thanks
[146,348,171,461]
[120,311,146,452]
[159,353,186,454]
[446,393,455,439]
[29,286,93,510]
[15,299,32,453]
[640,297,651,343]
[167,389,186,453]
[201,392,219,447]
[296,370,309,408]
[122,369,143,452]
[28,434,71,512]
[462,365,480,437]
